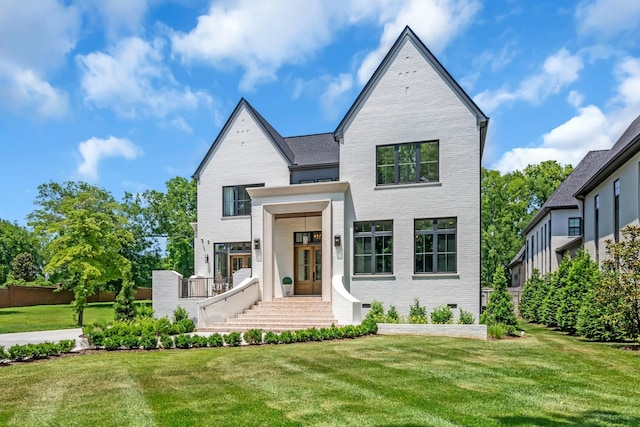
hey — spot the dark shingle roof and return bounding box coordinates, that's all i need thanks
[523,150,609,234]
[575,114,640,197]
[284,133,339,167]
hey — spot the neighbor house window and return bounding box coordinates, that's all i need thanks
[568,217,582,236]
[595,194,600,263]
[415,217,456,273]
[614,179,620,243]
[376,141,438,185]
[354,220,393,274]
[222,184,263,216]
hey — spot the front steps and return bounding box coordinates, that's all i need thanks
[198,297,339,332]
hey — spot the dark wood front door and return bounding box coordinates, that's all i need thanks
[294,246,322,295]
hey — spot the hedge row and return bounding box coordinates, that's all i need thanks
[0,340,76,362]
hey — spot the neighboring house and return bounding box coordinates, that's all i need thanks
[511,114,640,282]
[153,26,488,328]
[576,115,640,265]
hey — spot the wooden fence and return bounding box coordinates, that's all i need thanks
[0,285,151,309]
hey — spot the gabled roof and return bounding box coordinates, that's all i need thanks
[508,245,525,268]
[283,133,339,168]
[523,150,609,234]
[193,98,294,179]
[333,26,489,154]
[575,114,640,197]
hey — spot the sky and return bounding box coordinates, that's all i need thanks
[1,0,640,226]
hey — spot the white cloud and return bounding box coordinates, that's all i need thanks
[320,73,354,120]
[491,55,640,173]
[77,37,211,120]
[356,0,481,85]
[77,136,143,181]
[576,0,640,38]
[91,0,149,38]
[474,48,584,113]
[0,0,80,118]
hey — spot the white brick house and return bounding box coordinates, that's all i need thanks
[153,27,488,328]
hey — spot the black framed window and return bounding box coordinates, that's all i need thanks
[415,218,456,273]
[614,179,620,243]
[376,141,438,185]
[222,184,263,216]
[595,194,600,262]
[354,220,393,274]
[568,217,582,236]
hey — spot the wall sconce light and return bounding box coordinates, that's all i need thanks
[205,254,209,263]
[254,238,261,250]
[334,234,341,247]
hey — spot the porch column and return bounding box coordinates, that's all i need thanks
[322,202,332,302]
[262,209,274,302]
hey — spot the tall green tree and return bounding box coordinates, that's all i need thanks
[556,250,599,334]
[141,177,197,277]
[480,266,517,329]
[28,182,133,326]
[0,220,42,284]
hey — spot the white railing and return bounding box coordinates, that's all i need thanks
[331,275,361,325]
[196,277,260,327]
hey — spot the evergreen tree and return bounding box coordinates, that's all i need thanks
[480,266,517,328]
[519,269,542,321]
[113,278,136,322]
[556,250,599,334]
[540,255,572,327]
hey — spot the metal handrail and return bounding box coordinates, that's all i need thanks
[181,277,232,298]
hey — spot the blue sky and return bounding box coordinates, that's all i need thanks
[1,0,640,225]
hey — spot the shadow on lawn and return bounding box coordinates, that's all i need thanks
[496,410,638,426]
[0,310,22,316]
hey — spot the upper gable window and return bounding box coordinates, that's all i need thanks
[223,184,264,216]
[376,141,438,185]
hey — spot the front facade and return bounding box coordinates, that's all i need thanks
[155,27,488,325]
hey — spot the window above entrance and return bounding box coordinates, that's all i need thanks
[294,231,322,245]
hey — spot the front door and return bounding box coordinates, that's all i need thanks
[294,246,322,295]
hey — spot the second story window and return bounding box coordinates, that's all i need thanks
[568,217,582,236]
[376,141,438,185]
[223,184,263,216]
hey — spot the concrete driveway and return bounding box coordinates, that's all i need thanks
[0,329,88,352]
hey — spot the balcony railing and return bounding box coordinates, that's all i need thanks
[181,277,232,298]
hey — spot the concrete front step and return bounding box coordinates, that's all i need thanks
[236,315,336,322]
[199,323,339,333]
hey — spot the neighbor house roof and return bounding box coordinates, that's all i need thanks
[333,26,489,156]
[523,150,609,234]
[508,245,525,268]
[283,133,339,168]
[575,114,640,198]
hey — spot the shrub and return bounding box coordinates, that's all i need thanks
[243,329,263,345]
[409,298,428,324]
[307,327,322,342]
[488,323,506,339]
[154,317,172,335]
[8,344,31,361]
[178,318,196,333]
[361,318,378,335]
[279,331,293,344]
[539,255,572,327]
[224,332,242,347]
[207,333,224,347]
[113,280,136,322]
[0,345,7,360]
[104,336,121,351]
[120,334,140,350]
[519,269,547,322]
[480,267,517,328]
[168,322,184,335]
[431,305,453,324]
[458,309,475,325]
[174,334,192,349]
[136,303,154,319]
[365,300,386,323]
[173,306,189,323]
[160,334,174,349]
[293,329,311,343]
[140,334,158,350]
[385,305,399,323]
[58,339,75,353]
[264,331,279,344]
[557,250,599,334]
[191,335,208,348]
[88,331,105,347]
[342,325,357,338]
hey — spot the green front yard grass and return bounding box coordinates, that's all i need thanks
[1,322,639,426]
[0,302,150,334]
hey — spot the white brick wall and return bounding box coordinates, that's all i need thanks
[339,39,481,320]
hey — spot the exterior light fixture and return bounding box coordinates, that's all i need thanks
[334,234,341,247]
[254,238,261,250]
[205,254,209,263]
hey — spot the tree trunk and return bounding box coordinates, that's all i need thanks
[77,309,84,327]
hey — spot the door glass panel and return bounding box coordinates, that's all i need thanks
[315,249,322,281]
[297,248,310,281]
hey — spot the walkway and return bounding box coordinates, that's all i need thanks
[0,329,87,352]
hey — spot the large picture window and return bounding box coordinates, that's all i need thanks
[222,184,263,216]
[354,220,393,274]
[415,218,456,273]
[376,141,438,185]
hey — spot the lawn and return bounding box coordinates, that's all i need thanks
[1,323,639,426]
[0,302,150,334]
